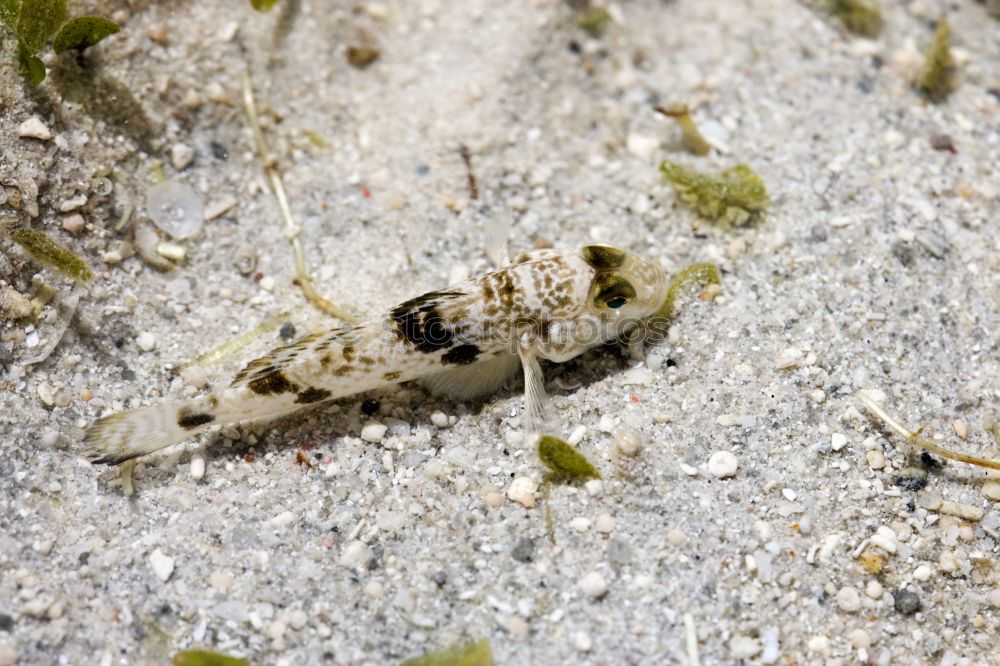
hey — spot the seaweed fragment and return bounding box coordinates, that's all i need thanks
[824,0,883,38]
[401,639,493,666]
[915,20,956,103]
[242,73,356,321]
[654,262,721,320]
[577,5,610,37]
[174,311,289,371]
[10,227,92,282]
[249,0,279,11]
[660,162,768,228]
[857,391,1000,470]
[173,650,251,666]
[654,104,711,156]
[0,0,120,83]
[538,435,601,483]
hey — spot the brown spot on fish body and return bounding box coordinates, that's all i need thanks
[177,412,215,429]
[359,356,376,366]
[342,345,355,362]
[334,366,353,377]
[482,281,494,301]
[296,387,332,404]
[320,354,333,368]
[442,344,480,365]
[248,371,298,395]
[383,370,401,381]
[208,396,220,408]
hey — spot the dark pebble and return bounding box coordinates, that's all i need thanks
[210,141,229,160]
[279,322,296,340]
[511,537,535,563]
[809,223,828,243]
[666,358,678,368]
[893,589,922,615]
[0,613,13,631]
[432,571,447,587]
[361,399,380,416]
[929,134,955,152]
[891,242,914,267]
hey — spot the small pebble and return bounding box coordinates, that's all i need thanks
[259,276,275,291]
[952,420,967,440]
[806,635,831,656]
[18,117,51,140]
[279,322,296,340]
[360,399,380,416]
[62,214,85,233]
[848,629,871,649]
[59,195,87,212]
[579,571,608,599]
[836,586,861,612]
[136,332,157,352]
[0,644,15,666]
[146,179,204,239]
[40,430,60,448]
[775,347,802,370]
[729,635,761,659]
[430,411,450,428]
[666,528,687,546]
[204,196,238,221]
[866,449,885,470]
[507,477,538,508]
[584,479,603,496]
[981,481,1000,502]
[595,513,616,534]
[865,580,883,599]
[830,433,848,451]
[364,580,383,598]
[360,422,387,443]
[707,450,739,478]
[613,426,642,457]
[625,133,660,161]
[149,548,175,582]
[171,143,195,170]
[912,564,932,581]
[810,389,826,403]
[893,589,921,615]
[571,631,593,653]
[569,517,591,532]
[511,537,535,563]
[483,492,503,508]
[190,453,205,481]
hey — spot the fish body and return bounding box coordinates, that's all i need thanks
[83,245,671,465]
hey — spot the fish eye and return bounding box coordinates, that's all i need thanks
[605,296,628,309]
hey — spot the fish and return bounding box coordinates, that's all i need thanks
[82,245,672,465]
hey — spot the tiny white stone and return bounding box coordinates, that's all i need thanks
[836,586,861,612]
[848,629,871,649]
[567,424,587,445]
[364,581,383,598]
[136,331,157,352]
[259,275,276,291]
[866,449,886,470]
[584,479,603,497]
[716,413,739,426]
[360,422,388,442]
[775,347,802,370]
[571,630,593,653]
[149,548,175,582]
[870,526,898,554]
[781,488,797,501]
[912,564,932,581]
[613,426,642,456]
[595,513,616,534]
[810,389,826,403]
[626,133,660,161]
[865,580,883,599]
[806,635,831,656]
[982,481,1000,502]
[579,571,608,599]
[59,195,87,212]
[40,430,60,447]
[680,463,698,476]
[171,143,195,170]
[707,451,738,478]
[569,517,591,533]
[507,477,538,508]
[729,635,761,659]
[190,453,205,481]
[430,411,450,428]
[830,433,848,451]
[62,213,85,233]
[18,117,52,140]
[953,420,968,440]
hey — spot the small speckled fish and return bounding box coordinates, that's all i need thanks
[83,245,671,465]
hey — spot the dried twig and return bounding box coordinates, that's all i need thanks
[174,311,290,372]
[241,72,356,322]
[857,391,1000,470]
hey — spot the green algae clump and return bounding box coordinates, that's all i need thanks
[401,639,494,666]
[660,162,768,228]
[655,262,722,321]
[172,651,250,666]
[10,227,92,282]
[915,20,957,103]
[826,0,883,37]
[538,435,601,483]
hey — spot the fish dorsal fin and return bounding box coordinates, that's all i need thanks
[230,330,334,388]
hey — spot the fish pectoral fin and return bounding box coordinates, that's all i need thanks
[518,344,554,434]
[421,352,520,401]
